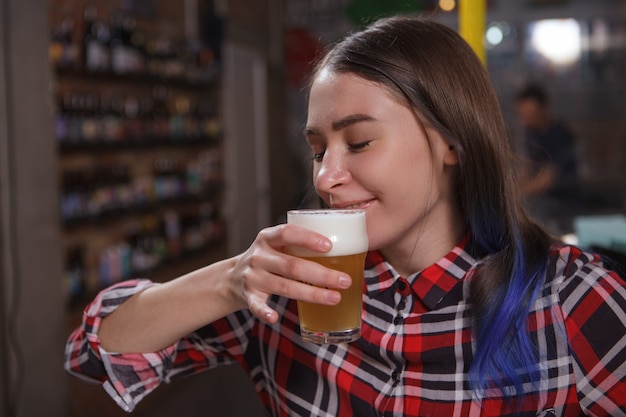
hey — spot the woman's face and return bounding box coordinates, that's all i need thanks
[305,70,461,270]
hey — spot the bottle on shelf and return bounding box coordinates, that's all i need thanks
[163,210,182,258]
[169,95,188,140]
[123,95,144,139]
[150,86,171,138]
[81,93,100,142]
[97,240,132,287]
[83,2,112,73]
[64,92,85,143]
[153,157,183,201]
[109,11,138,75]
[50,11,80,70]
[60,168,85,221]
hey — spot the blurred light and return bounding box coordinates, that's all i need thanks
[486,21,513,49]
[439,0,456,12]
[561,233,578,245]
[486,25,504,46]
[531,19,581,66]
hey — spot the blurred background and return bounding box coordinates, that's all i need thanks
[1,0,624,416]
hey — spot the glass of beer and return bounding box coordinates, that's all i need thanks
[286,209,368,344]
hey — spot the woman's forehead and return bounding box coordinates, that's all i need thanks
[308,72,416,123]
[308,75,400,122]
[310,72,398,104]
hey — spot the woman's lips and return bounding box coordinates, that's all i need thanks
[331,199,374,210]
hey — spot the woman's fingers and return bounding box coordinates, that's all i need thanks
[247,293,278,324]
[245,248,351,293]
[245,273,343,323]
[265,223,332,254]
[236,225,342,291]
[233,223,354,322]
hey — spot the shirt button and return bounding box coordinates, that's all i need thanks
[391,370,399,380]
[394,315,403,325]
[397,280,406,291]
[398,297,406,310]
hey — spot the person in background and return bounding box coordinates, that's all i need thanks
[514,83,580,234]
[65,16,626,416]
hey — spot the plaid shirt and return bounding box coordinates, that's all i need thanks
[65,240,626,416]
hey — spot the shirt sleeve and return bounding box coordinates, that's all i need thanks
[64,279,252,412]
[558,253,626,415]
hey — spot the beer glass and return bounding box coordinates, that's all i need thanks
[287,209,368,344]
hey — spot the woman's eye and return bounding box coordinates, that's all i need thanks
[349,140,371,151]
[311,151,325,162]
[310,140,370,162]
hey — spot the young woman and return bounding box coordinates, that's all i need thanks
[65,16,626,416]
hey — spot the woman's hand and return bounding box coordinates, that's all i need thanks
[228,224,353,324]
[98,223,353,353]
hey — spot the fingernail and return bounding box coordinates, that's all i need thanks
[327,291,341,304]
[338,274,351,289]
[319,238,331,250]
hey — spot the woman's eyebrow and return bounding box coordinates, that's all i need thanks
[332,114,375,130]
[304,114,376,136]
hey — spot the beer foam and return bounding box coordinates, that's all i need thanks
[287,209,368,257]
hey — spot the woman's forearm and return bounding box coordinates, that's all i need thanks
[98,257,241,353]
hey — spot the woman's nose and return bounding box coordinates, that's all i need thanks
[314,151,352,193]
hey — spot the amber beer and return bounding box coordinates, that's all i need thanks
[287,209,368,344]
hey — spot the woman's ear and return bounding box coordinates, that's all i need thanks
[443,143,460,166]
[420,116,460,167]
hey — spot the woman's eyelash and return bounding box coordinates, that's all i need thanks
[349,140,371,150]
[310,141,371,162]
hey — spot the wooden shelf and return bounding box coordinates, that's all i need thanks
[58,134,222,154]
[54,66,220,90]
[62,187,223,229]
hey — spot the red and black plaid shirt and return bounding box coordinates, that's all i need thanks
[65,240,626,416]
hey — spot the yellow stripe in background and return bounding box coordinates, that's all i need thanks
[459,0,487,64]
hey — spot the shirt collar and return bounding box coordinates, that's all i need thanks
[364,234,477,310]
